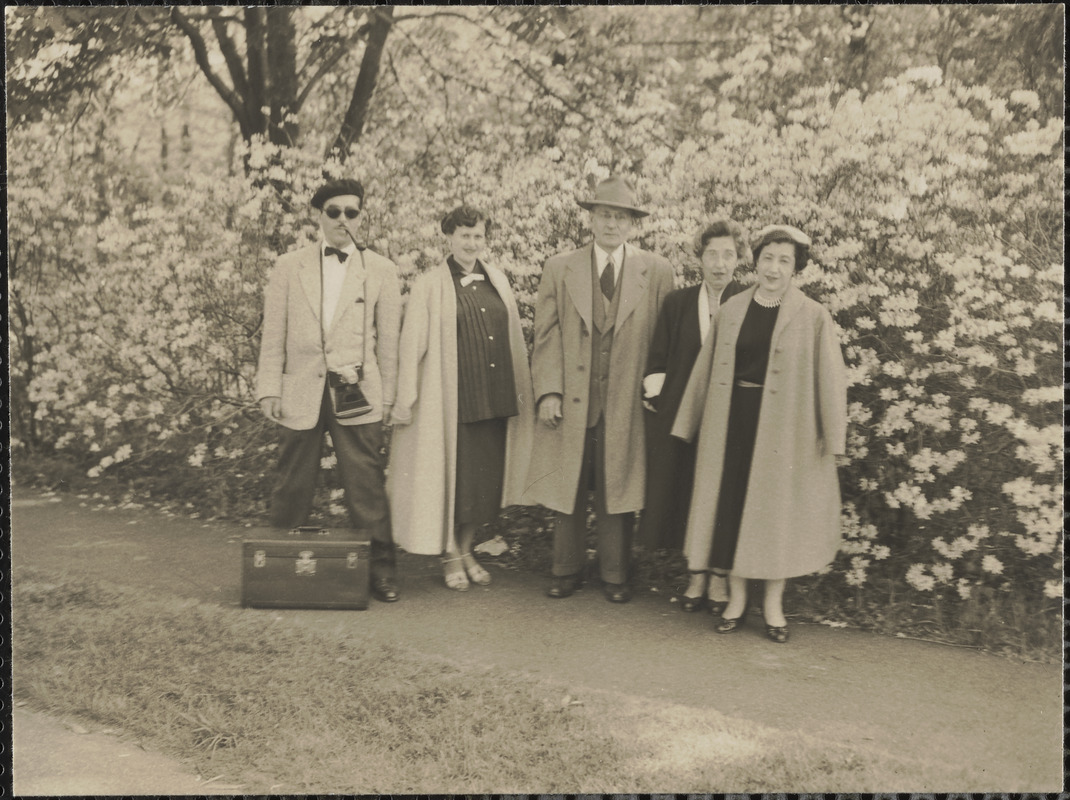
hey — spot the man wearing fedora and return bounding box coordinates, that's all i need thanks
[526,175,676,602]
[256,177,402,604]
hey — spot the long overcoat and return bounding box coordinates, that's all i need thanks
[256,244,400,429]
[638,279,747,550]
[388,261,535,555]
[672,284,848,579]
[526,242,675,514]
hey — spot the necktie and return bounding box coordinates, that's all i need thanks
[325,246,349,263]
[600,256,616,300]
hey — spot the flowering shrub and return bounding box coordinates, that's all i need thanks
[9,66,1061,643]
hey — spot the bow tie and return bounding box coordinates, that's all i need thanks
[324,246,349,263]
[459,272,485,287]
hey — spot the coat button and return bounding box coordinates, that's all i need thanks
[578,365,585,371]
[573,397,581,403]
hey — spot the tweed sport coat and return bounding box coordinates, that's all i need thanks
[256,243,401,429]
[525,242,675,514]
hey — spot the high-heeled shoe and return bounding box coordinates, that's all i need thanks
[715,613,747,634]
[678,569,709,612]
[461,553,491,586]
[705,572,729,617]
[680,595,706,612]
[763,618,790,643]
[441,555,470,591]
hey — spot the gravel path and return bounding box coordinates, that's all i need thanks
[8,492,1063,793]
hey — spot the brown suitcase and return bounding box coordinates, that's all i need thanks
[241,526,370,610]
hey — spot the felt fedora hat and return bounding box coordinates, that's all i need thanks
[576,176,649,218]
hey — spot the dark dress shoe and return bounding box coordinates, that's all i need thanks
[764,624,790,644]
[679,594,706,612]
[371,577,400,603]
[602,582,632,603]
[715,614,746,634]
[547,574,581,598]
[706,600,729,617]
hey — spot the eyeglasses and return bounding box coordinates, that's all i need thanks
[324,206,360,220]
[592,209,634,224]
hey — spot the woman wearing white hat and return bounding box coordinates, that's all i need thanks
[671,224,848,643]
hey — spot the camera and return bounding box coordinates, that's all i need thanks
[328,366,372,419]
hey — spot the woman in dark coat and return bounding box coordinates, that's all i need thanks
[672,224,848,643]
[638,219,749,613]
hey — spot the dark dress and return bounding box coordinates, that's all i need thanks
[449,257,518,525]
[638,281,747,550]
[708,298,780,570]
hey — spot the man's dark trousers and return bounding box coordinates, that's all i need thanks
[270,386,396,580]
[550,418,633,584]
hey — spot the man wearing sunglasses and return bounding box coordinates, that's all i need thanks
[256,178,403,603]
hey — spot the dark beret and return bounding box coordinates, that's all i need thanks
[310,178,365,210]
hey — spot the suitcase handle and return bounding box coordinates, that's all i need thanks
[289,526,329,536]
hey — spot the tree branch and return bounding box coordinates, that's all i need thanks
[170,8,245,128]
[209,10,248,100]
[330,5,395,160]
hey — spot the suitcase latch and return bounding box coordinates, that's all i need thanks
[296,551,317,575]
[346,552,359,569]
[253,550,267,568]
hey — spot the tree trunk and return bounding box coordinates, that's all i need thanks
[244,8,269,139]
[330,6,395,162]
[266,7,299,146]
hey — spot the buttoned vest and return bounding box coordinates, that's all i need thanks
[587,252,624,427]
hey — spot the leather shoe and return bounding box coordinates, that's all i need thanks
[371,577,400,603]
[602,582,632,603]
[715,614,746,634]
[679,594,706,612]
[764,624,790,644]
[706,600,729,617]
[546,574,582,598]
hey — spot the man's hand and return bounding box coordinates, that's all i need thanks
[260,396,282,420]
[538,394,563,428]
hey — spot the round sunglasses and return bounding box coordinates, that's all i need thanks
[324,206,361,220]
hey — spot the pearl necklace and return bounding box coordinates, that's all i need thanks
[753,292,783,308]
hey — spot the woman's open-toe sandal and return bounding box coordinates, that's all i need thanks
[461,553,492,586]
[441,555,470,591]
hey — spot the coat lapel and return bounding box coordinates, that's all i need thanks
[770,283,804,351]
[297,245,322,324]
[615,242,648,329]
[564,246,593,334]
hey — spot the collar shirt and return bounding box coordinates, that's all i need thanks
[698,281,731,343]
[321,241,356,333]
[594,243,625,284]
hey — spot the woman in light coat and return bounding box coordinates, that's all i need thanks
[672,224,847,643]
[388,205,534,591]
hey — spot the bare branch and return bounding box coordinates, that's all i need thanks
[170,8,245,125]
[209,10,249,100]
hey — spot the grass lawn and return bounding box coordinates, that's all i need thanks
[12,567,986,793]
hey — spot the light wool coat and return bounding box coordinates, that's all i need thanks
[256,244,401,429]
[672,284,848,579]
[388,262,535,555]
[526,242,675,514]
